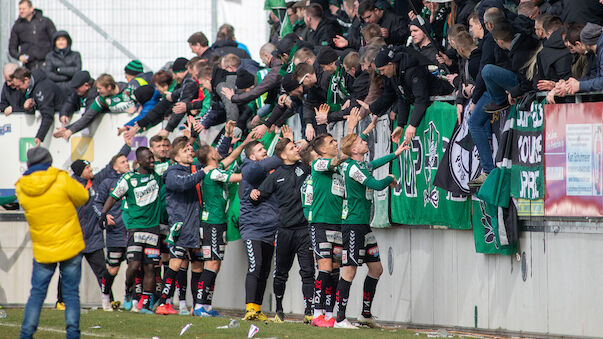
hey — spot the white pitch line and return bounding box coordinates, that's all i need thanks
[0,322,141,338]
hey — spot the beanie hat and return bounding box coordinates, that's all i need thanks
[409,18,431,37]
[317,46,339,65]
[580,23,603,46]
[124,60,144,76]
[71,159,90,177]
[133,85,155,105]
[374,46,395,68]
[281,72,301,93]
[276,34,300,56]
[172,57,189,73]
[26,147,52,168]
[236,69,256,90]
[70,70,92,88]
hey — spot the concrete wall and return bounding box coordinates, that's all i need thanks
[2,221,603,337]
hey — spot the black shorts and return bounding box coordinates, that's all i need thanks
[126,226,161,265]
[168,245,204,262]
[106,247,126,267]
[201,223,227,261]
[311,223,343,263]
[341,224,380,266]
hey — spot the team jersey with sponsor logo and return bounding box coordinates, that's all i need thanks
[202,163,232,224]
[154,160,171,176]
[309,158,345,224]
[110,171,163,230]
[300,175,313,221]
[342,159,374,225]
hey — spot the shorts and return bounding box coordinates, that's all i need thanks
[311,223,343,263]
[168,245,204,262]
[159,224,170,254]
[200,222,227,261]
[126,226,161,265]
[341,224,380,266]
[106,247,126,267]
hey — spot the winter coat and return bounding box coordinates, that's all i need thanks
[163,73,200,132]
[9,9,56,68]
[239,156,282,243]
[472,33,511,104]
[0,83,26,112]
[65,82,127,134]
[537,28,573,82]
[94,175,127,248]
[370,47,454,127]
[28,69,65,141]
[579,33,603,92]
[16,166,87,263]
[307,16,343,51]
[60,85,98,119]
[505,32,543,98]
[211,39,251,59]
[44,31,82,94]
[560,0,603,26]
[377,9,410,45]
[231,58,283,105]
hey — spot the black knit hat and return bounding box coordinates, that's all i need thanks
[236,69,255,90]
[134,85,155,105]
[26,147,52,168]
[276,34,300,56]
[281,73,301,93]
[374,46,395,68]
[409,18,431,37]
[70,70,92,88]
[172,57,189,73]
[71,159,90,177]
[317,47,338,65]
[124,60,144,76]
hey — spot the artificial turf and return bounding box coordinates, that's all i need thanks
[0,308,432,338]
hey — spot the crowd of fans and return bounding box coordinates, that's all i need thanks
[5,0,603,336]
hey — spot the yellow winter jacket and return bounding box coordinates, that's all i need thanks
[15,167,88,263]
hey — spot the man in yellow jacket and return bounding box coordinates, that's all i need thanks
[16,147,89,339]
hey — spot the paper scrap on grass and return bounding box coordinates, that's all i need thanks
[248,324,259,338]
[180,323,192,336]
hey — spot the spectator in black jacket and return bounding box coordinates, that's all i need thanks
[11,67,64,145]
[188,32,215,61]
[333,0,363,50]
[1,63,26,115]
[9,1,56,70]
[560,0,603,26]
[358,0,409,46]
[57,70,97,125]
[481,23,542,113]
[44,30,82,96]
[211,30,251,59]
[370,46,453,144]
[409,19,439,66]
[537,16,573,85]
[451,31,481,122]
[305,4,343,51]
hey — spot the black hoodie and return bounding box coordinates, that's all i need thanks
[44,30,82,94]
[211,40,251,59]
[9,9,56,68]
[537,28,573,82]
[27,69,65,141]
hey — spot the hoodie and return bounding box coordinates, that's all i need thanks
[27,69,65,141]
[15,167,88,263]
[44,30,82,94]
[211,39,251,59]
[537,28,573,82]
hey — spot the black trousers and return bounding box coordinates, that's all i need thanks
[244,239,274,305]
[58,249,110,301]
[273,227,315,311]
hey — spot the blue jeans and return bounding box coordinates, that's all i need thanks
[20,254,82,339]
[468,92,495,173]
[481,64,518,104]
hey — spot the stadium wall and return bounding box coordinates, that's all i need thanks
[1,113,603,337]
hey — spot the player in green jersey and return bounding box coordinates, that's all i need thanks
[333,130,408,329]
[100,146,164,314]
[192,133,252,316]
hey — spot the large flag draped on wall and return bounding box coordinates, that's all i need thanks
[390,101,472,229]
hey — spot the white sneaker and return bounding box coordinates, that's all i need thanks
[357,315,380,328]
[334,318,358,329]
[101,297,113,312]
[130,300,140,313]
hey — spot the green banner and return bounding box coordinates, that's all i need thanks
[472,197,517,255]
[390,101,472,229]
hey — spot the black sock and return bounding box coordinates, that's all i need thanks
[335,278,352,322]
[314,270,330,311]
[326,269,339,312]
[154,266,162,300]
[141,291,153,310]
[135,269,143,301]
[198,269,217,305]
[177,268,188,301]
[362,275,379,318]
[274,280,285,312]
[159,268,178,305]
[101,271,115,295]
[191,271,201,306]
